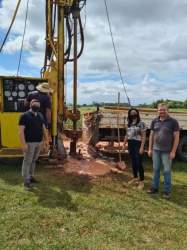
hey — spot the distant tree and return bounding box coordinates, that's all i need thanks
[184,100,187,109]
[138,103,149,108]
[150,99,165,108]
[92,102,101,107]
[138,99,187,109]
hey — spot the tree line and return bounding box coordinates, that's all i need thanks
[75,99,187,109]
[138,99,187,109]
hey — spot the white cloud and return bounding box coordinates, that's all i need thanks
[0,66,16,76]
[0,0,187,104]
[0,0,45,34]
[0,0,45,67]
[65,74,187,105]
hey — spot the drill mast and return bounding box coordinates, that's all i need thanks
[43,0,86,157]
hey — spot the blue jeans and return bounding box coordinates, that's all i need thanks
[152,150,172,193]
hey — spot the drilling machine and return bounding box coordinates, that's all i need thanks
[0,0,86,159]
[42,0,86,159]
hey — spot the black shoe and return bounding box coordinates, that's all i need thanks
[162,192,171,199]
[147,188,158,194]
[24,181,31,191]
[30,177,39,184]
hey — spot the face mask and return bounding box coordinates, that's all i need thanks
[130,115,137,119]
[31,106,40,112]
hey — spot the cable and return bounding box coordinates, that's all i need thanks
[104,0,131,106]
[0,0,22,53]
[17,0,30,76]
[83,0,87,30]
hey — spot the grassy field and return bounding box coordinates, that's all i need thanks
[0,158,186,250]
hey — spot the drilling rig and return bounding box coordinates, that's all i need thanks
[0,0,86,159]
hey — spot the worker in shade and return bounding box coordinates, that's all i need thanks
[25,82,53,129]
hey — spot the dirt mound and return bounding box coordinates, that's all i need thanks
[45,140,127,177]
[63,158,113,176]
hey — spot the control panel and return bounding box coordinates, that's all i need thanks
[2,78,46,112]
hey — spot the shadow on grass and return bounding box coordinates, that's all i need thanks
[0,161,22,185]
[31,173,93,210]
[173,160,187,173]
[147,183,187,209]
[169,184,187,208]
[31,183,78,211]
[107,167,187,209]
[0,159,186,210]
[0,163,93,211]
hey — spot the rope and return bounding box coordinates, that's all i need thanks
[0,0,22,53]
[17,0,30,76]
[104,0,131,106]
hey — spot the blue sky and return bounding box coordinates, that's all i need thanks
[0,0,187,105]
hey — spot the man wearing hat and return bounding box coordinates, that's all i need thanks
[25,82,53,128]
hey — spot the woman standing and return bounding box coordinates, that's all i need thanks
[124,108,146,189]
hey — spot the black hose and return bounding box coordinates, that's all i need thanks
[64,17,72,57]
[77,15,84,58]
[66,15,84,62]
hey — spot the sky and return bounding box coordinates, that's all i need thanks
[0,0,187,105]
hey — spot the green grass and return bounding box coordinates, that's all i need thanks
[0,159,186,250]
[170,108,187,112]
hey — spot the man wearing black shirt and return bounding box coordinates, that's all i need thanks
[19,99,48,190]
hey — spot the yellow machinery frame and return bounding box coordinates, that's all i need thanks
[0,76,48,157]
[0,0,85,158]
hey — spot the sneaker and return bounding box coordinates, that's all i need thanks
[30,177,39,184]
[138,181,144,190]
[162,192,171,199]
[24,181,31,191]
[128,178,139,185]
[147,188,158,194]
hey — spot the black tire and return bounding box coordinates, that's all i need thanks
[177,136,187,162]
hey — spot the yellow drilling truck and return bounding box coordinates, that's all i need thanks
[0,0,86,159]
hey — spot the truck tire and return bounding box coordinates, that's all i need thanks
[177,136,187,162]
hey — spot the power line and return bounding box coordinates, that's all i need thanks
[104,0,131,106]
[17,0,30,76]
